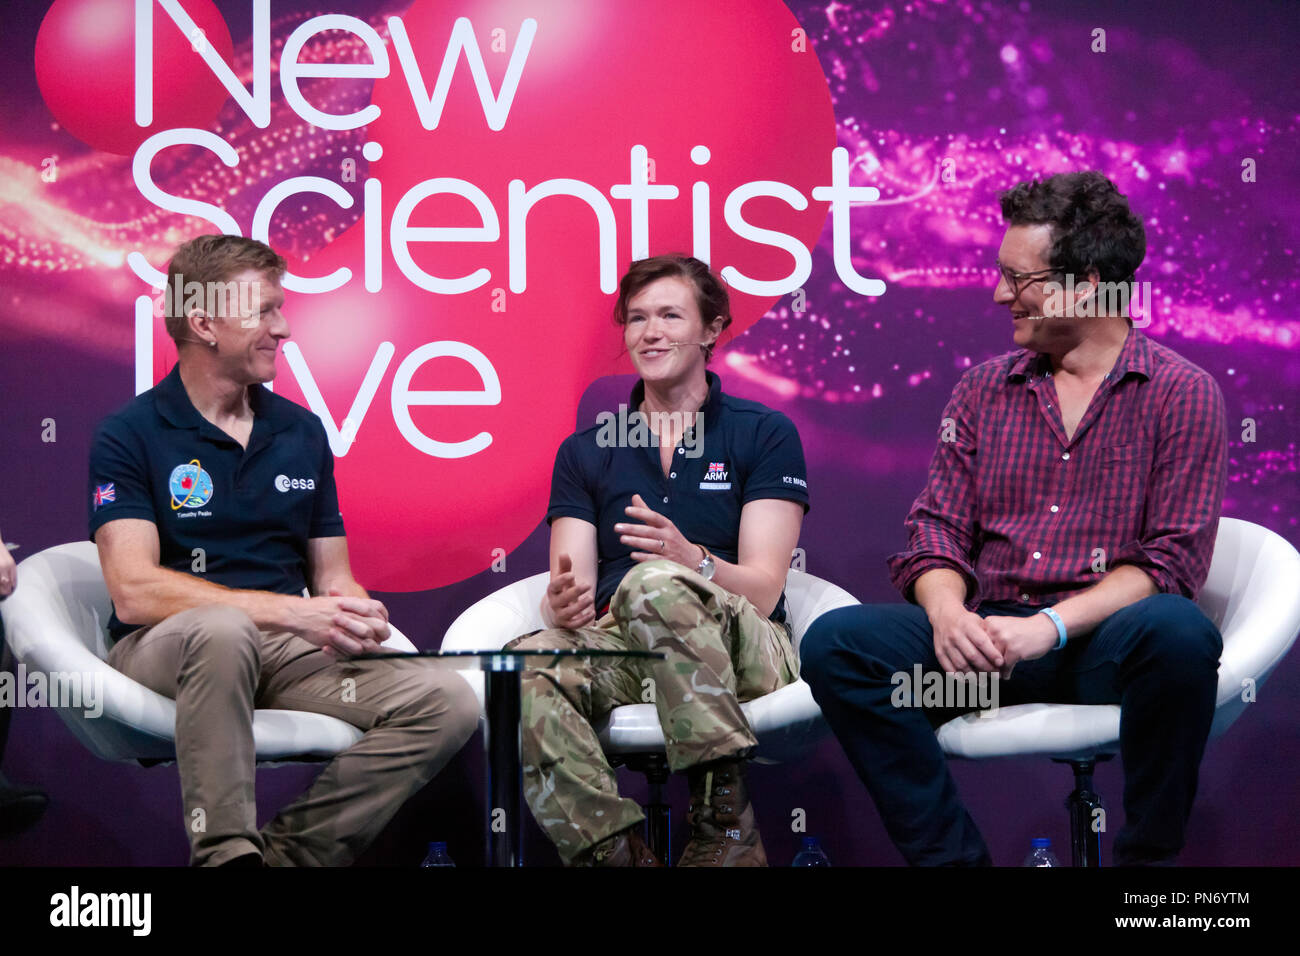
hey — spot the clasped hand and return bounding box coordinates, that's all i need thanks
[290,587,391,659]
[932,607,1059,679]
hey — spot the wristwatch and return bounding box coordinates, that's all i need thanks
[695,544,716,581]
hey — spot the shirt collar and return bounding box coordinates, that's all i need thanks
[628,370,724,432]
[1109,327,1153,381]
[1006,349,1047,382]
[154,364,295,438]
[1006,328,1152,383]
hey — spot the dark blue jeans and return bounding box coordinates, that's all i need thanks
[800,594,1223,865]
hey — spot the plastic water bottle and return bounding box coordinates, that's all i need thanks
[419,841,455,867]
[791,836,832,867]
[1023,837,1060,867]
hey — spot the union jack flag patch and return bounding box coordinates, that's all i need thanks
[93,483,116,510]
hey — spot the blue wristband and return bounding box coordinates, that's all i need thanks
[1038,607,1068,650]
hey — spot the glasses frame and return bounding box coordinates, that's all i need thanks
[995,259,1063,303]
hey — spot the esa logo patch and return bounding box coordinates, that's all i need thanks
[169,460,214,510]
[275,474,317,492]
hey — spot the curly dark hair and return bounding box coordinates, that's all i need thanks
[612,254,732,362]
[998,171,1145,283]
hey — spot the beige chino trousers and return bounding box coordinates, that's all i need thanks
[108,604,479,866]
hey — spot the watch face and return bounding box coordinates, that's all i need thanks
[699,556,716,580]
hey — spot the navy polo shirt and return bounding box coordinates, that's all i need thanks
[88,366,345,642]
[547,371,810,623]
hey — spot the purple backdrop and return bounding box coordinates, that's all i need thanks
[2,0,1297,865]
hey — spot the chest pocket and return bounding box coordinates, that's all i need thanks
[1089,443,1149,518]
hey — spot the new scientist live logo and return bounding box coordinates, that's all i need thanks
[41,0,875,589]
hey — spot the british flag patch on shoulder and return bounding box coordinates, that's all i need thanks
[93,483,116,510]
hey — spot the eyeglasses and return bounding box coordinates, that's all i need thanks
[995,260,1061,301]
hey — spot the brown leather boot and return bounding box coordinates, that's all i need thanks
[573,825,663,867]
[679,760,767,867]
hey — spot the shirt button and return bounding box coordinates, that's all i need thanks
[1032,551,1042,560]
[1061,452,1070,461]
[1050,504,1059,513]
[1020,592,1030,601]
[677,447,684,455]
[670,472,677,479]
[662,496,669,503]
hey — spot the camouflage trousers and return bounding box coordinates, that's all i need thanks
[504,559,799,863]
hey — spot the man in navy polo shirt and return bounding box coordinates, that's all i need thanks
[88,235,477,866]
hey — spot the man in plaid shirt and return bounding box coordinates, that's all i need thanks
[802,171,1228,866]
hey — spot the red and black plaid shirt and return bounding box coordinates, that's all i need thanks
[888,329,1227,607]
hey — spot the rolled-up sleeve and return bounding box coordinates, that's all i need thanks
[887,371,981,603]
[1111,369,1227,598]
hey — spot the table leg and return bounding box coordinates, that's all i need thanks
[484,663,522,867]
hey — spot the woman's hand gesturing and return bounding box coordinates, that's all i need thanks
[546,553,597,630]
[615,494,703,568]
